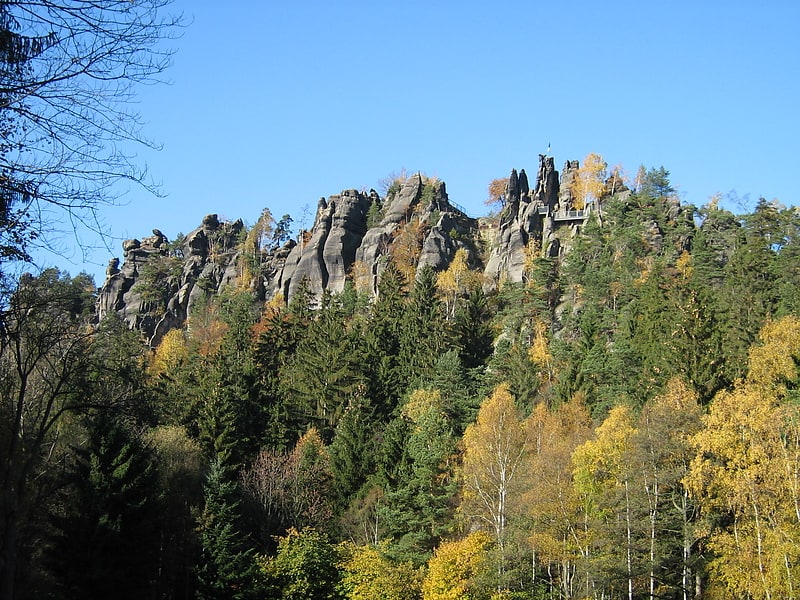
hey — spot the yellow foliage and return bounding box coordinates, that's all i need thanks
[569,152,607,210]
[390,219,424,284]
[521,239,541,287]
[349,259,374,295]
[422,531,492,600]
[436,248,483,318]
[148,327,188,378]
[635,256,653,285]
[339,542,422,600]
[572,404,636,509]
[486,177,509,208]
[462,384,530,544]
[747,315,800,392]
[685,321,800,600]
[524,397,592,569]
[145,425,203,488]
[675,250,693,280]
[527,320,552,375]
[402,388,443,425]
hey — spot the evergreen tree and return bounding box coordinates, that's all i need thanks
[362,260,408,417]
[279,291,364,441]
[329,394,378,511]
[46,413,163,600]
[253,279,315,449]
[451,288,494,372]
[379,389,458,565]
[195,459,258,600]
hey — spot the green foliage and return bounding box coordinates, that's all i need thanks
[133,254,183,307]
[14,160,800,599]
[379,389,459,565]
[46,412,163,600]
[366,199,383,228]
[260,528,343,600]
[279,291,365,440]
[338,542,422,600]
[196,458,259,600]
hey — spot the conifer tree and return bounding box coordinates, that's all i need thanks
[279,291,364,440]
[46,413,163,600]
[362,260,408,416]
[380,389,458,564]
[195,458,258,600]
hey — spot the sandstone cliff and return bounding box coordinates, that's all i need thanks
[96,159,616,345]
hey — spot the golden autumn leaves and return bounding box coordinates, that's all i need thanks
[454,315,800,599]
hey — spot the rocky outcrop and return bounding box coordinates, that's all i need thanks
[257,174,482,302]
[97,174,482,338]
[96,215,244,346]
[485,154,571,282]
[97,158,660,342]
[268,189,374,301]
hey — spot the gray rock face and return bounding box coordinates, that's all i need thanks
[274,189,373,301]
[98,162,604,342]
[96,214,244,346]
[559,160,580,210]
[270,174,479,300]
[485,155,559,282]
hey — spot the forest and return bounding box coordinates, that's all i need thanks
[4,2,800,599]
[4,171,800,600]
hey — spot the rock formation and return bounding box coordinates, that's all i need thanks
[97,158,644,343]
[485,154,576,282]
[97,216,244,346]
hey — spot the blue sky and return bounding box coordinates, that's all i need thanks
[43,0,800,283]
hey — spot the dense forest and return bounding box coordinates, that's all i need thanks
[4,165,800,600]
[4,2,800,599]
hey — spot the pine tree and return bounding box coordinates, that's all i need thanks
[379,389,458,564]
[46,413,163,600]
[279,292,364,440]
[195,459,258,600]
[362,260,408,416]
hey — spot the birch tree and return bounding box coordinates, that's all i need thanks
[461,383,530,587]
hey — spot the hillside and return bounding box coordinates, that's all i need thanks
[6,155,800,599]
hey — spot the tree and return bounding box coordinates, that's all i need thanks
[241,428,335,544]
[338,542,422,600]
[146,425,205,600]
[361,260,407,416]
[279,293,364,439]
[461,383,530,588]
[485,177,509,211]
[569,153,607,210]
[195,458,258,600]
[45,412,163,600]
[0,270,98,599]
[422,531,493,600]
[0,0,182,267]
[284,428,335,532]
[436,248,483,320]
[524,396,592,599]
[685,316,800,599]
[398,265,447,384]
[329,395,378,512]
[380,389,458,564]
[630,378,703,600]
[260,527,343,600]
[571,404,637,599]
[390,218,424,284]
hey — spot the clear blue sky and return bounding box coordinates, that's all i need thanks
[44,0,800,283]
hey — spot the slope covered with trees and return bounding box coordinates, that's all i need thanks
[4,153,800,599]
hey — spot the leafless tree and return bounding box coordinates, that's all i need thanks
[0,0,182,268]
